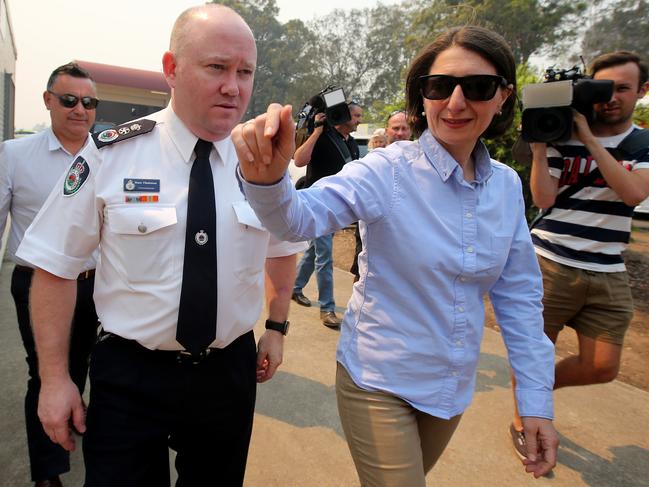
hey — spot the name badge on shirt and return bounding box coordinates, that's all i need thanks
[123,178,160,193]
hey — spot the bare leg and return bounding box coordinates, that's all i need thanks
[554,333,621,388]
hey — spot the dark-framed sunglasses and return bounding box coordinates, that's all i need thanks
[47,90,99,110]
[419,74,508,101]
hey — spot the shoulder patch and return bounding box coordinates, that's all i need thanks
[63,156,90,196]
[92,119,156,149]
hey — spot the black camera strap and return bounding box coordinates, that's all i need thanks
[529,128,649,229]
[325,128,353,163]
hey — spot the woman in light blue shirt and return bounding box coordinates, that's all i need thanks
[233,26,558,485]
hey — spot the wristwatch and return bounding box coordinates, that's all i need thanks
[265,319,290,335]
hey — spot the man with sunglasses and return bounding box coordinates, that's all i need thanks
[509,51,649,460]
[0,62,100,487]
[385,109,412,144]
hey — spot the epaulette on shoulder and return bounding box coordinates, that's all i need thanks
[92,119,156,149]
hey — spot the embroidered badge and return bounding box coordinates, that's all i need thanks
[92,119,156,149]
[97,129,119,143]
[63,157,90,196]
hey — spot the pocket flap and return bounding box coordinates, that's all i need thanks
[232,201,265,231]
[108,205,177,235]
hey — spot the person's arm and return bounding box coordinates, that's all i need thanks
[573,112,649,206]
[529,142,560,209]
[0,142,12,235]
[30,268,86,451]
[256,253,297,383]
[293,113,326,167]
[488,177,558,477]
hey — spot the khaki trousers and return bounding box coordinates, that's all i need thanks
[336,363,462,487]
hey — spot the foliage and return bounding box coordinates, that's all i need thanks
[407,0,588,65]
[635,105,649,128]
[581,0,649,60]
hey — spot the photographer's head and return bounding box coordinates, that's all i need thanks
[336,102,363,137]
[588,51,648,134]
[405,26,514,163]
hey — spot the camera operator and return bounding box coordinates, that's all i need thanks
[509,51,649,460]
[291,102,363,327]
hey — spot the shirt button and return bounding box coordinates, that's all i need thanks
[456,340,463,347]
[452,371,459,377]
[138,223,147,233]
[457,306,464,313]
[460,276,467,282]
[466,246,474,253]
[466,212,473,218]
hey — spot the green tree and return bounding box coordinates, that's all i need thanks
[634,105,649,128]
[408,0,588,65]
[581,0,649,60]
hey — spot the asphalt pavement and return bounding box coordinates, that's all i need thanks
[1,259,648,486]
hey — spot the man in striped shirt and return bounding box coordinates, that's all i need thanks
[509,51,649,459]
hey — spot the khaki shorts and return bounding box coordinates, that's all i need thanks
[538,255,633,345]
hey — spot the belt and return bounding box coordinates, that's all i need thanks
[98,330,223,365]
[14,265,96,281]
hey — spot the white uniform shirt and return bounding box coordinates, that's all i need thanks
[0,128,97,270]
[17,106,304,350]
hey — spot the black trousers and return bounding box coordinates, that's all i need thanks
[83,331,257,487]
[10,266,99,481]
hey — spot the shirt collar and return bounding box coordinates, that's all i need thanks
[420,129,493,183]
[160,105,230,165]
[46,127,91,157]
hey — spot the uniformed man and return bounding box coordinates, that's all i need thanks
[17,5,302,486]
[0,62,100,487]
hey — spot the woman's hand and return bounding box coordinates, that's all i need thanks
[232,103,295,185]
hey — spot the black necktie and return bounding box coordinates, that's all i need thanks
[176,139,217,355]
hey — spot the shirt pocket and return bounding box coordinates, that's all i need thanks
[105,204,178,285]
[231,201,269,287]
[476,235,513,276]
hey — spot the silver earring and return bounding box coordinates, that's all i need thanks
[497,110,503,116]
[421,111,425,116]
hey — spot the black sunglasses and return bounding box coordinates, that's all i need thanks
[47,90,99,110]
[419,74,508,101]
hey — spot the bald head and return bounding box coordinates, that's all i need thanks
[170,4,254,59]
[162,3,257,141]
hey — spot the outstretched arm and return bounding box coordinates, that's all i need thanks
[232,104,296,185]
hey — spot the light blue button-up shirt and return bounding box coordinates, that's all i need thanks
[241,129,554,420]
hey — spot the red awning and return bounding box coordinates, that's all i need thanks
[75,60,170,93]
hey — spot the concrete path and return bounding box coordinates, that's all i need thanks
[1,260,647,486]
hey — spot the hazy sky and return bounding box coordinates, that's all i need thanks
[7,0,388,130]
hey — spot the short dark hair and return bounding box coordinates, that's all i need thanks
[405,26,516,139]
[589,50,648,90]
[46,62,94,91]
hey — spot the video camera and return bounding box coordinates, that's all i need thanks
[521,65,613,142]
[296,85,351,135]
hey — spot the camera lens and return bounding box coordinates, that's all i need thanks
[522,107,572,142]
